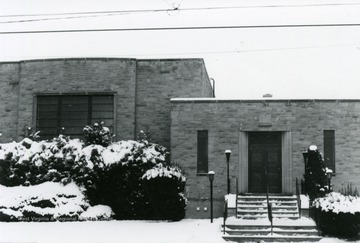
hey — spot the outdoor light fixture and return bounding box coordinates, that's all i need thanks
[208,171,215,223]
[326,170,333,192]
[225,150,231,194]
[302,150,308,166]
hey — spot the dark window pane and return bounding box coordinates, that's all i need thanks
[324,130,335,172]
[197,130,208,174]
[36,94,114,140]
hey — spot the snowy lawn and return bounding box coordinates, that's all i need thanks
[0,218,359,243]
[0,218,225,243]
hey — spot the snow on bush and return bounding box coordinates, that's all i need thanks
[0,182,87,221]
[0,135,84,186]
[0,182,114,222]
[141,164,187,221]
[79,205,114,221]
[142,164,186,182]
[0,136,168,187]
[313,192,360,237]
[313,192,360,214]
[0,134,171,220]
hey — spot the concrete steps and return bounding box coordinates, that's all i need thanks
[222,194,321,242]
[237,195,300,219]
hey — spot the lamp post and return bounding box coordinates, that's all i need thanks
[225,150,231,194]
[326,170,333,193]
[208,171,215,223]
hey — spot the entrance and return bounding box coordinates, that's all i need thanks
[248,132,282,193]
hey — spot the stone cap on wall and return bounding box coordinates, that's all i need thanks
[0,57,205,64]
[170,98,360,103]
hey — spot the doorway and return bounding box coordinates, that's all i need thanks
[248,132,282,193]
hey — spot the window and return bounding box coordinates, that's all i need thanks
[197,130,208,174]
[36,94,114,139]
[324,130,335,172]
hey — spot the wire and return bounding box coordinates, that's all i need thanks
[1,43,357,61]
[1,23,360,35]
[0,13,132,24]
[1,2,360,19]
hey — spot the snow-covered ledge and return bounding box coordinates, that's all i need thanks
[224,194,237,217]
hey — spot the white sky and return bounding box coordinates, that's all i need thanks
[1,0,360,99]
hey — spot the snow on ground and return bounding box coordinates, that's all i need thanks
[0,218,358,243]
[0,218,225,243]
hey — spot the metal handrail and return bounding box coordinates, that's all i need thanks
[235,177,239,218]
[223,199,228,234]
[266,187,273,235]
[296,178,302,218]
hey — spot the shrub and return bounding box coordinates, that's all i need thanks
[0,134,178,221]
[142,164,187,221]
[0,182,87,222]
[304,145,329,201]
[0,135,86,187]
[339,183,360,197]
[313,192,360,238]
[82,140,169,220]
[83,122,113,147]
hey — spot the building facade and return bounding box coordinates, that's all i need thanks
[1,58,359,219]
[0,58,213,148]
[170,98,360,217]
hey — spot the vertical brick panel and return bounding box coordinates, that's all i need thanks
[0,63,20,142]
[135,59,213,149]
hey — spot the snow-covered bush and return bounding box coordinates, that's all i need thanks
[0,182,107,222]
[142,164,187,221]
[304,145,329,201]
[313,192,360,238]
[83,122,113,147]
[0,135,172,220]
[79,205,114,221]
[0,136,86,187]
[76,140,169,219]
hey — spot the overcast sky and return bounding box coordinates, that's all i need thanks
[1,0,360,99]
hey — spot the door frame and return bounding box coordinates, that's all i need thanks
[238,131,293,194]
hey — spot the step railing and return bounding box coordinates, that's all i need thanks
[235,177,239,218]
[266,187,273,235]
[296,178,302,218]
[223,199,228,234]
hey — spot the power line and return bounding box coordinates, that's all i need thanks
[1,43,356,60]
[1,2,360,21]
[0,13,132,24]
[1,23,360,35]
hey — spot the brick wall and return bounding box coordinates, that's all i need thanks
[0,63,20,142]
[0,58,137,141]
[135,59,213,149]
[171,99,360,218]
[0,58,213,147]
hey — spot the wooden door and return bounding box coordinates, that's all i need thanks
[248,132,282,193]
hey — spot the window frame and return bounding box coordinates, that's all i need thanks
[34,92,116,139]
[197,130,209,175]
[323,130,335,173]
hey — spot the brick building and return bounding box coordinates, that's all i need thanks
[0,58,213,148]
[171,98,360,217]
[1,58,359,219]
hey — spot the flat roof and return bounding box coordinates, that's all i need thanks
[170,98,360,103]
[0,57,204,64]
